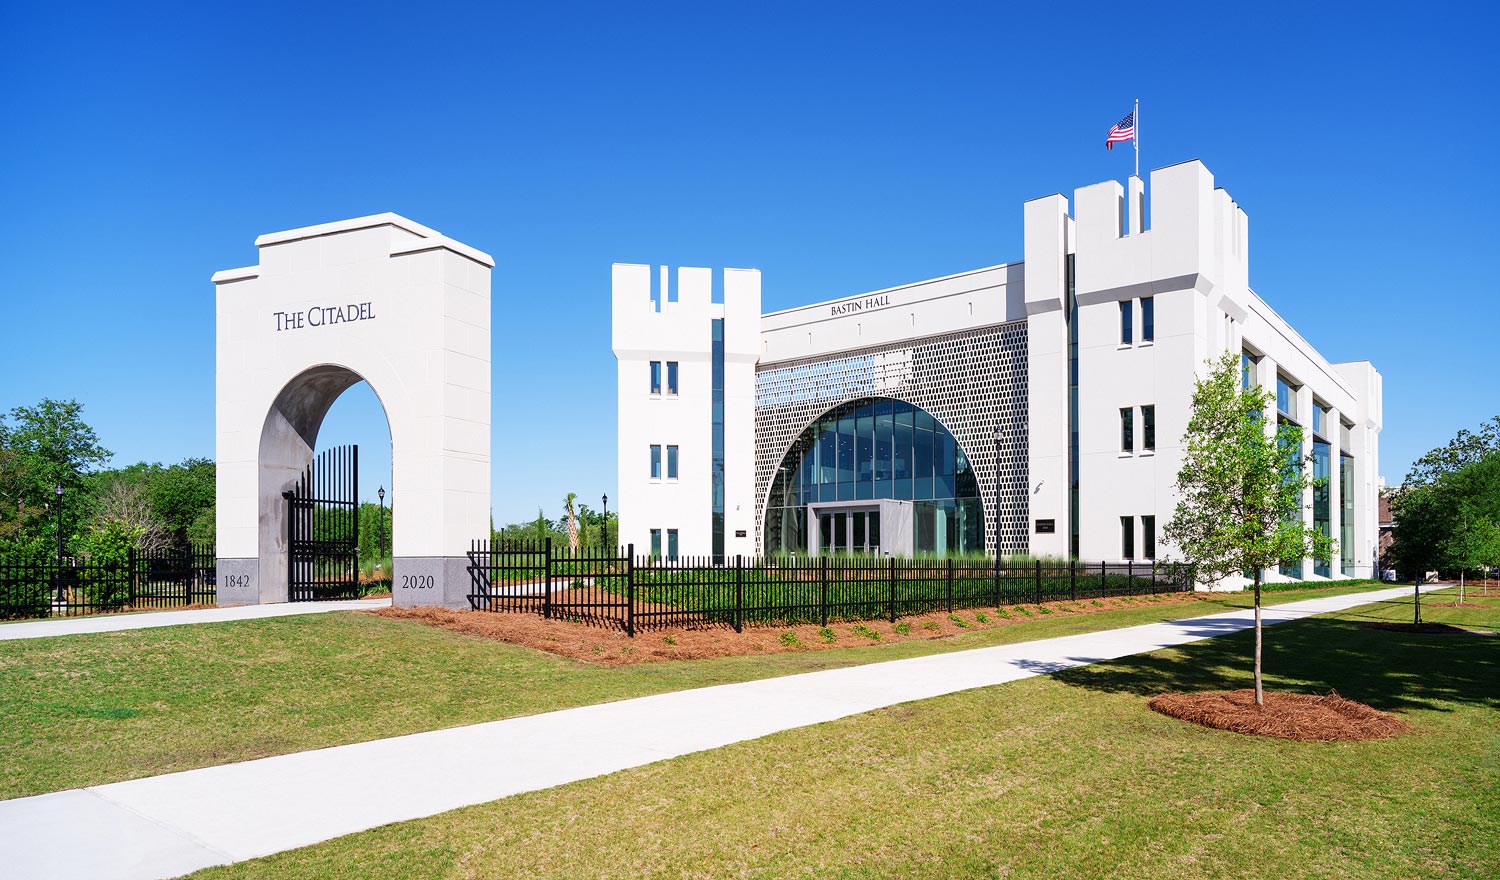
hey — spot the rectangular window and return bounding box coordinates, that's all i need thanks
[1312,404,1327,438]
[666,528,679,561]
[666,361,678,395]
[1142,405,1155,452]
[1119,300,1133,345]
[1340,453,1355,574]
[1121,516,1135,560]
[1142,515,1156,560]
[1120,407,1134,453]
[1277,376,1296,420]
[1141,296,1154,342]
[650,444,661,479]
[650,528,662,559]
[649,361,661,395]
[1242,351,1258,390]
[666,445,679,479]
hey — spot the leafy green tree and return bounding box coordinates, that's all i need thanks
[1163,352,1333,704]
[0,399,112,553]
[0,399,112,501]
[1405,416,1500,487]
[78,518,141,608]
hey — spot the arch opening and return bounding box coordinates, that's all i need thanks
[762,396,983,557]
[256,364,393,603]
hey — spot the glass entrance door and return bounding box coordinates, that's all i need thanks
[817,507,881,555]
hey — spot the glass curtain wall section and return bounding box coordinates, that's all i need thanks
[1067,254,1079,559]
[711,318,725,561]
[1277,415,1304,579]
[762,396,981,556]
[1340,452,1355,574]
[1313,438,1331,577]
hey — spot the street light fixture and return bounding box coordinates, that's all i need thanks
[377,486,387,568]
[601,494,609,549]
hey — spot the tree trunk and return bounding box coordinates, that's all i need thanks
[1254,569,1264,706]
[1459,571,1465,605]
[1413,574,1422,625]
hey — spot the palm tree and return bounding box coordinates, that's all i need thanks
[563,492,579,553]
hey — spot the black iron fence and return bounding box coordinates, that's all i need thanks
[0,545,216,620]
[467,539,1192,636]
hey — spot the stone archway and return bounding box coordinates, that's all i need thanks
[213,214,492,609]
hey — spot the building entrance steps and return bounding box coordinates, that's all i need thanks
[2,584,1446,880]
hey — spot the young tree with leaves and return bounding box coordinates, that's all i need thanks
[1163,352,1333,705]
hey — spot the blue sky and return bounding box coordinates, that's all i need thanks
[1,1,1494,524]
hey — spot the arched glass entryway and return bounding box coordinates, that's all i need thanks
[763,397,982,556]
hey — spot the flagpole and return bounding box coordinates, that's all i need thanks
[1134,97,1140,179]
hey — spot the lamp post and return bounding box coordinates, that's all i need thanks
[54,483,65,603]
[377,486,386,568]
[601,494,609,549]
[992,426,1003,568]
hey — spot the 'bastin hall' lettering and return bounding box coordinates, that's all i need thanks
[274,302,376,332]
[830,294,891,316]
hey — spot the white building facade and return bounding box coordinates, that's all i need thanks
[613,161,1383,583]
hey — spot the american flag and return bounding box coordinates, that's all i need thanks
[1105,112,1135,150]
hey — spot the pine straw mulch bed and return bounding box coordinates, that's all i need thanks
[1148,689,1412,742]
[368,591,1207,665]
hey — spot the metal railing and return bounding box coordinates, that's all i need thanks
[466,539,1192,636]
[0,545,216,619]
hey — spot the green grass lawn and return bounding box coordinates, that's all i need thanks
[0,582,1392,801]
[187,585,1499,880]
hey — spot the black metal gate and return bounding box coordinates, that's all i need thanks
[285,445,360,602]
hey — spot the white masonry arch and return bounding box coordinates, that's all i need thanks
[213,214,492,608]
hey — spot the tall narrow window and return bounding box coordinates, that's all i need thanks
[666,445,679,479]
[1142,405,1155,452]
[1121,516,1135,560]
[666,361,679,395]
[650,444,661,479]
[711,318,725,561]
[1120,407,1134,453]
[1142,515,1156,560]
[649,361,661,395]
[1241,351,1257,389]
[1141,296,1154,342]
[1119,300,1133,345]
[650,528,662,558]
[666,529,679,561]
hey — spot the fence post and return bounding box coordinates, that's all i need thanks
[1035,559,1042,605]
[1128,559,1134,597]
[993,555,1001,609]
[1101,561,1107,598]
[888,555,897,623]
[543,537,553,620]
[128,547,138,608]
[1069,559,1076,602]
[734,554,743,634]
[1150,560,1157,595]
[626,543,635,637]
[946,558,953,613]
[819,555,829,628]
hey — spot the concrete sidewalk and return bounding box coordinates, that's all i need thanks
[0,598,392,642]
[2,585,1441,880]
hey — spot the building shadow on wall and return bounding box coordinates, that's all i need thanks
[1041,605,1500,716]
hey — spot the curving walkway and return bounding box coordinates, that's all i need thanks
[2,584,1443,880]
[0,598,392,642]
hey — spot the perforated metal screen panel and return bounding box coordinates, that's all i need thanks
[754,321,1029,555]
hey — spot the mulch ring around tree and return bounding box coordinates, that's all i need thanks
[1361,622,1476,635]
[1148,689,1411,742]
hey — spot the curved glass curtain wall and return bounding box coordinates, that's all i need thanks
[763,397,982,556]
